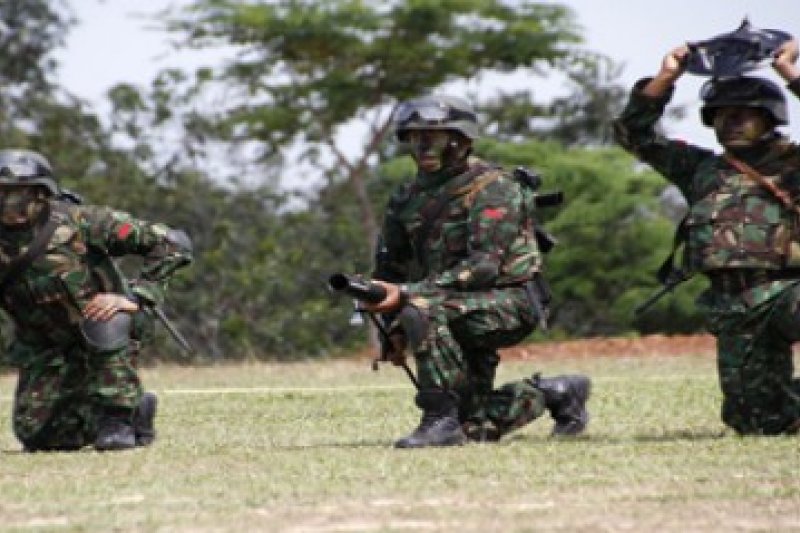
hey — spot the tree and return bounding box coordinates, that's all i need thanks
[166,0,588,261]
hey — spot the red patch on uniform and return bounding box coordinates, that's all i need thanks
[482,207,505,220]
[117,222,133,239]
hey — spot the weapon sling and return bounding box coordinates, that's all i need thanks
[412,164,498,255]
[723,152,800,217]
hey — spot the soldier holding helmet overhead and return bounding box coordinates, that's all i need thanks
[614,20,800,435]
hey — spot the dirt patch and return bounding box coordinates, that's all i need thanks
[500,333,717,360]
[353,333,718,362]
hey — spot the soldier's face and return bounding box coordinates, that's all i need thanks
[406,130,454,173]
[712,107,772,149]
[0,185,45,226]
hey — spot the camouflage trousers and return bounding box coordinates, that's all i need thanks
[9,339,142,451]
[700,284,800,435]
[405,286,545,437]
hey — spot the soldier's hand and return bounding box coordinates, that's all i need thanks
[773,39,800,81]
[383,332,408,366]
[659,45,689,79]
[361,280,404,314]
[83,293,139,322]
[642,45,689,99]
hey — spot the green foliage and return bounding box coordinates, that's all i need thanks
[166,0,590,254]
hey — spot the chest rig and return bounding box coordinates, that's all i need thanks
[638,151,800,316]
[0,201,98,325]
[683,156,800,272]
[399,162,559,280]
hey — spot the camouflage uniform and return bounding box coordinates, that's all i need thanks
[614,77,800,435]
[374,155,547,437]
[1,199,192,450]
[372,96,589,447]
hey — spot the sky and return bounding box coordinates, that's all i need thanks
[57,0,800,154]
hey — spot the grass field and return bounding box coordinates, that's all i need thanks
[0,352,798,532]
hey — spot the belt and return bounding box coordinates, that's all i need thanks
[707,269,800,294]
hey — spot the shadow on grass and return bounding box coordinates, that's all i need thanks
[497,428,729,446]
[632,428,728,442]
[267,439,393,451]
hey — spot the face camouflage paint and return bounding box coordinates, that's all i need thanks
[406,130,452,173]
[0,186,45,226]
[712,107,771,148]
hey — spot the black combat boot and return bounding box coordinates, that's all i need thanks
[94,409,136,451]
[531,374,591,436]
[133,392,158,447]
[394,389,467,449]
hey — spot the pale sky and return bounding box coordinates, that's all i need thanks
[58,0,800,152]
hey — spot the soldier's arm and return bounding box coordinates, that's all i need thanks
[80,206,193,306]
[613,47,712,196]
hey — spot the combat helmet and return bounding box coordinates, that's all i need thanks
[700,76,788,127]
[0,149,59,196]
[393,95,480,141]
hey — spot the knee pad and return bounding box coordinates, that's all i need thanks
[80,313,131,352]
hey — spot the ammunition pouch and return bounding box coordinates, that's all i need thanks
[524,273,552,329]
[79,313,132,352]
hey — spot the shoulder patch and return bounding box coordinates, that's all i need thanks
[117,222,134,240]
[482,207,506,220]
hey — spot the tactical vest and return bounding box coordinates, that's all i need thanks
[400,160,545,286]
[683,172,800,271]
[0,201,126,331]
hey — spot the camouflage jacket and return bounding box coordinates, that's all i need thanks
[614,78,800,305]
[0,200,192,345]
[372,156,541,297]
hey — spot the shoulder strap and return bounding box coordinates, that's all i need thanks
[723,152,800,216]
[0,204,66,294]
[413,164,495,254]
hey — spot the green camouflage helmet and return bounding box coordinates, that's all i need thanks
[393,95,480,141]
[0,149,59,196]
[700,76,788,126]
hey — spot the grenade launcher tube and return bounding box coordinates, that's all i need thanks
[327,273,387,304]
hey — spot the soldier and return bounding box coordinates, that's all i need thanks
[362,95,591,448]
[613,39,800,435]
[0,149,193,451]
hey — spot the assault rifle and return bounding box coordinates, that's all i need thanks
[142,301,195,355]
[328,273,419,388]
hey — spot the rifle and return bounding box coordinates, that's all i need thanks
[143,302,195,355]
[633,268,691,318]
[328,273,419,389]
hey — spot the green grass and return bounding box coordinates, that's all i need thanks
[0,354,798,532]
